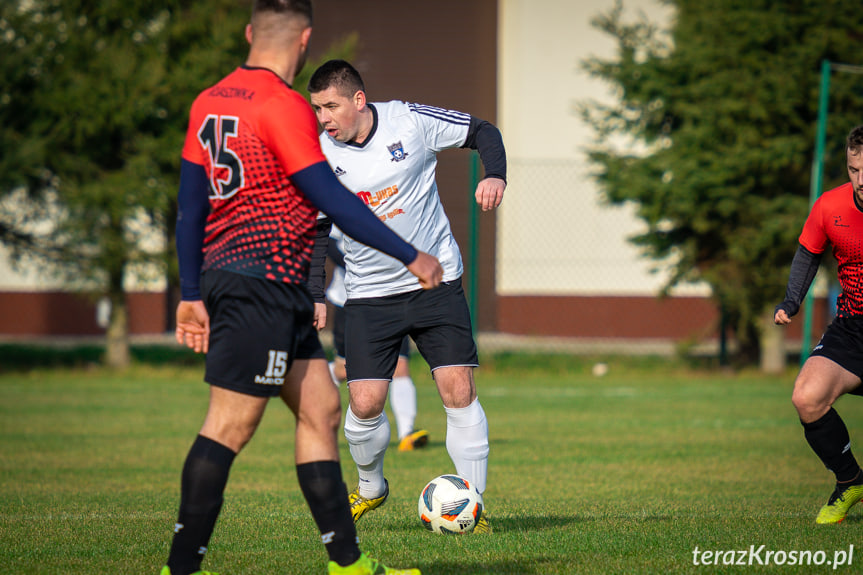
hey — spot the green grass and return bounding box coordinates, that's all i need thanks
[2,352,862,574]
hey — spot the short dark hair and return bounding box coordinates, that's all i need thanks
[252,0,312,25]
[307,59,365,98]
[848,125,863,156]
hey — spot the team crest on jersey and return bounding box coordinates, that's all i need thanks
[387,141,408,162]
[333,165,347,177]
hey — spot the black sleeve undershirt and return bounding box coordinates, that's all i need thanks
[306,216,332,303]
[775,244,822,318]
[461,116,507,183]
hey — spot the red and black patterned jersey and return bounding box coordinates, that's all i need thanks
[181,66,326,284]
[800,182,863,317]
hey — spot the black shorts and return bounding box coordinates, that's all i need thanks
[201,270,326,398]
[810,316,863,395]
[343,279,477,382]
[332,305,410,359]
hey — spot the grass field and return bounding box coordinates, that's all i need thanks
[2,349,862,574]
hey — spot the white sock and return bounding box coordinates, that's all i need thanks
[327,361,340,387]
[444,398,489,494]
[344,407,390,498]
[389,376,417,440]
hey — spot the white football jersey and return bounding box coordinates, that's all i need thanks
[319,100,469,299]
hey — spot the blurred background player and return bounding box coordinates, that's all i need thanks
[774,125,863,525]
[326,225,429,452]
[308,59,506,534]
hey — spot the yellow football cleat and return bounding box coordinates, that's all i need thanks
[159,567,219,575]
[397,429,429,452]
[328,552,420,575]
[348,480,389,522]
[816,482,863,524]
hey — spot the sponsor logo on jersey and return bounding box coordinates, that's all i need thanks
[834,215,850,227]
[384,208,404,221]
[357,184,400,208]
[333,165,347,176]
[387,141,408,162]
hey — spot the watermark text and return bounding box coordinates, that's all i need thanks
[692,545,854,570]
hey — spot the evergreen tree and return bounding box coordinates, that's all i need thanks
[581,0,863,362]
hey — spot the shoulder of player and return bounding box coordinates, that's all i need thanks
[258,83,311,112]
[816,182,854,207]
[372,100,410,119]
[375,100,462,132]
[403,101,471,125]
[194,68,311,116]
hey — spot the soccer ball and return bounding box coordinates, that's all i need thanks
[417,474,483,534]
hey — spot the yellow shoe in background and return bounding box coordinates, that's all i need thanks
[398,430,429,452]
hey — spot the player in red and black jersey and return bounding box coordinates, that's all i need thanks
[775,125,863,525]
[163,2,437,574]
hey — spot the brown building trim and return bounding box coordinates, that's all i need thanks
[0,292,166,336]
[497,294,828,343]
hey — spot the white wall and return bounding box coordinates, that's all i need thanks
[0,245,59,291]
[497,0,706,296]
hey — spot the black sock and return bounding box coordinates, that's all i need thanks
[296,461,361,567]
[167,435,236,575]
[802,408,862,483]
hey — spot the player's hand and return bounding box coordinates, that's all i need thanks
[408,251,444,289]
[774,308,792,325]
[475,177,505,212]
[313,302,327,331]
[176,300,210,354]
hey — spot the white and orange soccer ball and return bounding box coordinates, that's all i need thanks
[417,474,483,534]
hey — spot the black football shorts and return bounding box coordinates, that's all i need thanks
[201,269,326,398]
[343,279,477,382]
[810,316,863,395]
[332,304,411,360]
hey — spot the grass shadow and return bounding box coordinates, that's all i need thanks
[422,557,561,575]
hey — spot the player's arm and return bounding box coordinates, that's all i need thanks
[308,215,332,304]
[175,158,211,352]
[462,116,507,211]
[774,244,822,325]
[291,161,443,288]
[308,214,332,331]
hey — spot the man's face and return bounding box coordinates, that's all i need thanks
[848,148,863,205]
[310,86,362,143]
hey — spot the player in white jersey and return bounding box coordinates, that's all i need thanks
[308,60,506,534]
